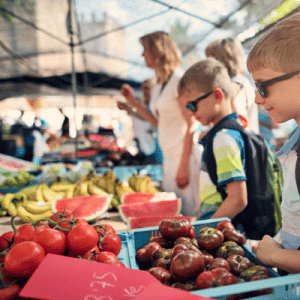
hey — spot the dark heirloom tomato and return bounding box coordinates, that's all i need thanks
[148,267,172,285]
[170,250,205,282]
[226,254,253,275]
[188,226,196,239]
[222,228,246,246]
[159,219,192,240]
[171,243,202,260]
[216,221,235,232]
[196,267,236,289]
[202,250,214,267]
[172,282,196,291]
[240,265,270,282]
[197,227,224,252]
[148,236,173,249]
[215,241,245,259]
[151,248,172,270]
[136,242,162,270]
[208,257,231,272]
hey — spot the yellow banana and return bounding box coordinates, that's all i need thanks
[145,176,160,193]
[95,175,107,191]
[51,183,74,192]
[42,185,58,202]
[65,185,76,198]
[88,182,107,196]
[1,193,15,210]
[36,185,45,203]
[7,202,18,216]
[17,204,53,223]
[128,174,138,190]
[23,201,53,214]
[79,182,90,196]
[135,176,147,192]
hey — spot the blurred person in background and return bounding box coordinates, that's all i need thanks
[118,31,201,217]
[59,108,70,138]
[205,37,259,134]
[118,77,159,164]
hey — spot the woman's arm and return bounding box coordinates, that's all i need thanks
[121,84,158,127]
[176,95,198,189]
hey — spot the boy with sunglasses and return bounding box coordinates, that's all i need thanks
[247,13,300,274]
[178,57,248,222]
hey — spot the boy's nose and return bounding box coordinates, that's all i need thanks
[254,91,265,105]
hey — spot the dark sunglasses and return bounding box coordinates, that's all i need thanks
[255,70,300,98]
[185,91,213,112]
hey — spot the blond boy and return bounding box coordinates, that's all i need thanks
[178,57,248,224]
[247,13,300,274]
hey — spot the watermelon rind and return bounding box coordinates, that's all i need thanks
[52,194,113,222]
[128,215,197,230]
[118,198,182,223]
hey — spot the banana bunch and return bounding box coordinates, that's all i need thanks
[0,195,8,216]
[1,183,56,223]
[128,174,160,193]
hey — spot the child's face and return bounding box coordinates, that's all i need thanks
[251,67,300,125]
[180,89,220,126]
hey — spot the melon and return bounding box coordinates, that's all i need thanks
[121,192,177,205]
[52,195,112,222]
[128,215,197,230]
[118,198,182,223]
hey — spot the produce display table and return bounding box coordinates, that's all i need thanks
[0,212,128,236]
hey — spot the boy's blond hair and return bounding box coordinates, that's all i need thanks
[140,31,182,84]
[247,13,300,73]
[205,37,245,78]
[178,57,232,99]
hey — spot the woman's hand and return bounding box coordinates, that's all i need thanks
[121,84,136,106]
[252,235,282,267]
[117,101,129,111]
[176,166,190,189]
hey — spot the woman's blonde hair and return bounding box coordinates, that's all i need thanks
[140,31,182,83]
[247,13,300,74]
[205,37,245,78]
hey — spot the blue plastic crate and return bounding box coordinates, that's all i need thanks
[116,231,132,268]
[124,217,300,299]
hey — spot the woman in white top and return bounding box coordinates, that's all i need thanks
[205,38,259,134]
[120,31,201,216]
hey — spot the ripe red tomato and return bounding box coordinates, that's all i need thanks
[201,250,214,267]
[188,226,196,239]
[4,241,45,279]
[0,231,14,253]
[103,259,126,267]
[95,224,116,236]
[74,218,89,227]
[14,224,36,244]
[33,228,67,255]
[96,251,119,263]
[99,233,122,256]
[208,257,231,272]
[197,227,224,252]
[49,210,74,233]
[222,228,246,246]
[171,243,201,260]
[170,250,205,282]
[216,221,235,232]
[159,219,192,240]
[148,267,172,285]
[82,245,101,261]
[0,282,22,300]
[196,267,236,289]
[67,223,98,255]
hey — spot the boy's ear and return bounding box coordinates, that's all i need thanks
[214,88,224,102]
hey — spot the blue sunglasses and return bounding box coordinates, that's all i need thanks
[185,91,213,112]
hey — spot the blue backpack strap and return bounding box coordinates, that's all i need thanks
[296,141,300,195]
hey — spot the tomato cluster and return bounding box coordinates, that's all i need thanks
[135,219,272,298]
[0,211,124,299]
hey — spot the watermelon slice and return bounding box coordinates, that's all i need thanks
[118,198,182,223]
[128,215,197,230]
[52,195,112,222]
[121,192,177,205]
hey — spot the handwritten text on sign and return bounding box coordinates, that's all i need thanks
[20,254,161,300]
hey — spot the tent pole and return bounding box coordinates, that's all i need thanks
[67,0,78,160]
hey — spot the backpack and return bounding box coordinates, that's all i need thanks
[204,117,283,240]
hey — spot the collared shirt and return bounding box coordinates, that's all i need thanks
[199,113,246,217]
[277,126,300,250]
